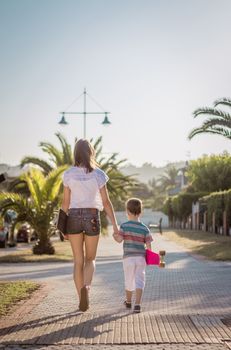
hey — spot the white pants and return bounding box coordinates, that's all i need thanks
[123,256,146,291]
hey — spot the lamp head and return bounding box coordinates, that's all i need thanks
[102,113,111,125]
[59,113,68,125]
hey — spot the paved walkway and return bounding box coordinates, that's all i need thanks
[0,230,231,350]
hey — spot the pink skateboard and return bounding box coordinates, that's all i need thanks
[146,249,166,268]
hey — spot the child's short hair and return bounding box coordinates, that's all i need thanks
[126,198,142,215]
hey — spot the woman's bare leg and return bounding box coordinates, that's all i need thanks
[68,233,84,298]
[84,234,100,287]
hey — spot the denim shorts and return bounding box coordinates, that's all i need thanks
[66,208,101,236]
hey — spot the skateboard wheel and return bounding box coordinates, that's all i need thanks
[159,251,166,268]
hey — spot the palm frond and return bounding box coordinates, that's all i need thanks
[209,126,231,138]
[158,166,178,190]
[97,156,106,164]
[8,178,30,196]
[99,153,125,171]
[0,193,28,213]
[43,165,67,201]
[20,156,52,175]
[189,99,231,142]
[105,153,118,163]
[55,133,73,165]
[89,136,103,161]
[193,108,231,120]
[188,127,208,140]
[109,158,127,168]
[22,169,45,208]
[39,142,63,166]
[95,145,103,161]
[93,136,103,150]
[188,126,231,140]
[0,193,39,231]
[200,117,231,129]
[214,98,231,108]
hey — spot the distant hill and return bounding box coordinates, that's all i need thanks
[1,161,186,185]
[120,161,186,184]
[0,163,31,190]
[0,164,27,178]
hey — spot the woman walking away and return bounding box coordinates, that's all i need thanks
[61,139,118,312]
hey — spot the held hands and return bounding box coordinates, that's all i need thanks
[112,225,122,243]
[113,233,121,242]
[113,226,123,243]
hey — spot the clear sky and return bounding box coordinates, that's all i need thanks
[0,0,231,167]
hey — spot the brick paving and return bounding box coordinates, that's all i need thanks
[0,230,231,348]
[0,344,230,350]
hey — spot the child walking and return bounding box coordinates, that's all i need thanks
[113,198,153,313]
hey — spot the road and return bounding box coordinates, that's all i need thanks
[0,230,231,349]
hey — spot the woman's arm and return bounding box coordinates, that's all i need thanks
[61,186,71,213]
[100,185,119,234]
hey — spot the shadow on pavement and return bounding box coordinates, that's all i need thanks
[96,255,122,262]
[0,310,130,345]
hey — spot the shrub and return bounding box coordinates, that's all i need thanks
[163,192,207,221]
[200,189,231,231]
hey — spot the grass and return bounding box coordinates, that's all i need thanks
[0,241,74,263]
[163,229,231,261]
[0,281,39,317]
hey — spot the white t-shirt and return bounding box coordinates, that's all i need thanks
[63,166,109,211]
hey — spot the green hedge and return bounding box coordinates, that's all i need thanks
[163,189,231,233]
[199,189,231,228]
[224,189,231,228]
[163,198,173,220]
[163,192,207,221]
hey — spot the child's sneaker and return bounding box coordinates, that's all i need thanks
[134,304,141,313]
[124,300,132,309]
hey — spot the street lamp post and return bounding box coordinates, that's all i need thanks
[58,88,111,138]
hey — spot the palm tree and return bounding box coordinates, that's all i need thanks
[158,166,178,192]
[188,98,231,140]
[148,178,166,210]
[21,133,72,175]
[0,166,66,254]
[148,178,160,196]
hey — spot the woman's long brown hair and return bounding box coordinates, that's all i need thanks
[73,139,98,173]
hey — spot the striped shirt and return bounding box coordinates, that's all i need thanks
[119,220,153,258]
